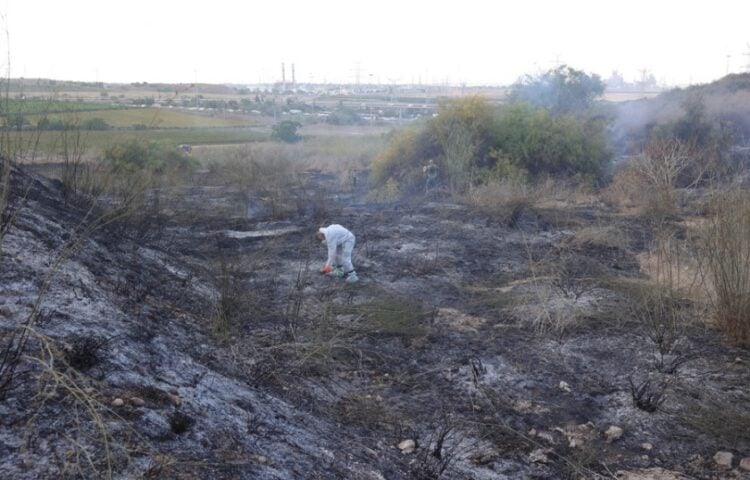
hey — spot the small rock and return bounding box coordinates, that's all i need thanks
[605,425,623,443]
[578,422,595,432]
[130,397,145,407]
[536,431,555,444]
[514,399,533,412]
[469,450,495,465]
[251,454,268,464]
[362,447,378,459]
[528,428,537,437]
[111,398,124,407]
[641,442,653,451]
[167,393,182,406]
[739,457,750,471]
[713,451,733,469]
[529,448,549,464]
[569,438,580,449]
[398,439,416,454]
[558,381,571,393]
[734,357,743,364]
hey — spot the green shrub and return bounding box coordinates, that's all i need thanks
[325,107,362,125]
[81,117,110,131]
[493,102,610,182]
[102,140,197,173]
[371,97,490,193]
[509,65,605,115]
[370,93,612,196]
[271,120,302,143]
[370,129,435,190]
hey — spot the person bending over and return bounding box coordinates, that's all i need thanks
[317,224,358,283]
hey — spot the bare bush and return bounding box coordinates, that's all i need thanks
[697,190,750,345]
[468,180,533,228]
[411,415,468,480]
[630,220,698,374]
[630,288,689,373]
[632,139,699,213]
[58,118,93,206]
[629,376,668,413]
[0,156,10,253]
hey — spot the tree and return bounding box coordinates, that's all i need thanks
[103,141,195,173]
[632,139,698,209]
[271,120,302,143]
[651,94,734,184]
[492,102,611,182]
[8,113,25,131]
[81,117,110,131]
[510,65,605,115]
[429,96,496,191]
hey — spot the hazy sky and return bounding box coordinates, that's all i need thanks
[4,0,750,87]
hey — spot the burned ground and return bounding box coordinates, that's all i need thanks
[0,164,748,479]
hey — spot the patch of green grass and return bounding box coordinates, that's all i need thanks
[30,107,260,129]
[334,392,396,429]
[461,284,514,313]
[3,98,120,114]
[17,128,268,158]
[337,297,431,337]
[679,395,750,447]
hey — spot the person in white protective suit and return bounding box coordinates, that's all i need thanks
[316,224,359,283]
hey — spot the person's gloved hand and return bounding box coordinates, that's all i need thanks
[322,265,332,274]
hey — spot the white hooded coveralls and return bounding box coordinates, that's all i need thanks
[319,224,356,273]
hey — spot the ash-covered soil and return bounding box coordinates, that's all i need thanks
[1,165,748,479]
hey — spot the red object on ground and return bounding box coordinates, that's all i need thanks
[322,265,332,274]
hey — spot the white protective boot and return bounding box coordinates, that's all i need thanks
[345,271,359,283]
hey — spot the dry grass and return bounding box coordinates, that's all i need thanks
[337,297,433,338]
[601,164,646,212]
[18,328,164,479]
[468,180,534,227]
[0,156,10,254]
[469,179,531,208]
[567,225,631,252]
[678,393,750,448]
[470,178,599,227]
[636,228,702,300]
[696,190,750,345]
[334,392,394,429]
[198,132,383,182]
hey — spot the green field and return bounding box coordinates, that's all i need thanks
[3,98,121,114]
[27,107,261,129]
[16,127,269,159]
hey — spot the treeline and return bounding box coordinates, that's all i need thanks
[372,66,611,193]
[371,65,738,195]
